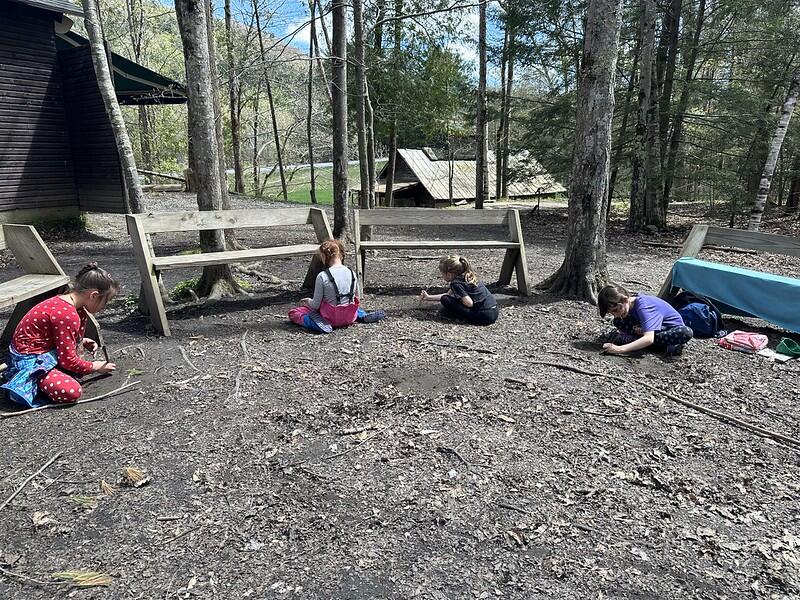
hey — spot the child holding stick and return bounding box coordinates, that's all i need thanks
[420,255,499,325]
[2,263,119,407]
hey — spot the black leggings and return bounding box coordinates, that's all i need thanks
[440,295,499,326]
[614,315,693,346]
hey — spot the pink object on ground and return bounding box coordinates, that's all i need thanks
[717,330,769,353]
[288,297,360,329]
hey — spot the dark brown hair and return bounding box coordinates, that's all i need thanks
[318,239,345,267]
[439,255,478,285]
[73,262,120,298]
[597,284,630,317]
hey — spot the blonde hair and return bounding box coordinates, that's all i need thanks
[318,239,345,267]
[439,255,478,285]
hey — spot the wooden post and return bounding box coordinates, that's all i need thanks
[126,215,171,336]
[657,223,708,298]
[303,208,333,289]
[353,209,365,297]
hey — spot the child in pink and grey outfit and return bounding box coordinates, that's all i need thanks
[288,240,385,333]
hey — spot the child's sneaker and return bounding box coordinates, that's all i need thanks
[358,309,386,324]
[303,313,332,334]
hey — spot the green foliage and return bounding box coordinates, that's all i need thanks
[172,278,199,300]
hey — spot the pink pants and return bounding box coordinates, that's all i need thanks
[289,299,360,329]
[38,368,82,403]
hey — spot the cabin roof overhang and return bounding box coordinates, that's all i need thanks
[6,0,82,15]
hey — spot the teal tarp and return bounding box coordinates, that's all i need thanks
[671,257,800,333]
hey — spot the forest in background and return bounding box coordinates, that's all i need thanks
[89,0,800,227]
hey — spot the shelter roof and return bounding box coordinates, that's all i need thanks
[56,32,186,104]
[382,149,566,201]
[6,0,82,16]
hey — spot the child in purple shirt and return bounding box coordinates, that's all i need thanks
[598,284,693,355]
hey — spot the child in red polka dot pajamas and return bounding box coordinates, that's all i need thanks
[2,263,119,406]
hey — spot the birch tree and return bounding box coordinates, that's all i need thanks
[475,0,489,209]
[748,71,800,231]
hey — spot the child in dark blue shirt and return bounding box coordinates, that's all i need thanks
[421,255,499,326]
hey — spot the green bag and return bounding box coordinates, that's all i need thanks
[776,337,800,357]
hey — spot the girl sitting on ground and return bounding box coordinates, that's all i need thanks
[420,255,499,326]
[598,284,693,356]
[2,263,119,407]
[288,239,385,333]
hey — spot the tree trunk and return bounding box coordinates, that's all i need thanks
[175,0,242,299]
[501,31,515,200]
[538,0,622,302]
[331,0,349,237]
[383,0,402,208]
[748,71,800,231]
[786,151,800,211]
[252,0,288,201]
[656,0,682,158]
[353,0,371,215]
[224,0,245,193]
[82,0,145,214]
[495,26,508,201]
[628,0,662,231]
[475,0,489,209]
[662,0,705,209]
[311,0,332,104]
[306,0,318,204]
[252,86,260,195]
[608,38,640,209]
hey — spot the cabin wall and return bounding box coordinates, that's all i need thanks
[58,45,126,213]
[0,0,78,212]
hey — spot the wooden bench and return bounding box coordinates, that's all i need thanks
[659,224,800,332]
[127,207,333,336]
[353,208,531,295]
[0,224,101,347]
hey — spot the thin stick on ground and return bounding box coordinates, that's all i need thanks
[398,337,496,355]
[529,360,800,450]
[178,346,199,371]
[323,425,392,461]
[0,451,63,512]
[0,382,141,419]
[0,566,64,586]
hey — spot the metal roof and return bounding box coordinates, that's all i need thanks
[381,149,566,201]
[6,0,83,15]
[56,31,186,105]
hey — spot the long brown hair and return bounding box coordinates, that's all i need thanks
[73,262,120,298]
[439,255,478,285]
[318,239,345,267]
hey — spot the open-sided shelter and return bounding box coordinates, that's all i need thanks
[0,0,185,223]
[362,148,566,207]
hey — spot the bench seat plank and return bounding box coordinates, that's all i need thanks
[0,274,70,309]
[359,240,519,250]
[152,244,322,270]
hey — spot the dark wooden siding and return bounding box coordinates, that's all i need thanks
[58,45,126,213]
[0,0,78,210]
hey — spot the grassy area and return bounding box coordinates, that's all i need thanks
[256,161,386,205]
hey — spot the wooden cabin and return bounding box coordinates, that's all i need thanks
[0,0,185,223]
[355,148,566,207]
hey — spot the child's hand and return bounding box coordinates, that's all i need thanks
[300,297,312,306]
[602,343,622,354]
[92,360,116,374]
[82,338,98,354]
[420,290,430,301]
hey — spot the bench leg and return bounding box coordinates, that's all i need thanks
[141,269,171,336]
[355,248,366,298]
[498,249,517,287]
[303,255,325,290]
[515,246,531,296]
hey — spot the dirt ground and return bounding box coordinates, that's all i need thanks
[1,194,799,600]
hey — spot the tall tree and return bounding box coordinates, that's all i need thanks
[331,0,349,237]
[175,0,243,299]
[82,0,145,214]
[306,0,318,204]
[124,0,153,173]
[628,0,663,231]
[475,0,489,209]
[383,0,402,207]
[224,0,245,193]
[252,0,288,201]
[748,71,800,231]
[353,0,373,215]
[539,0,623,301]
